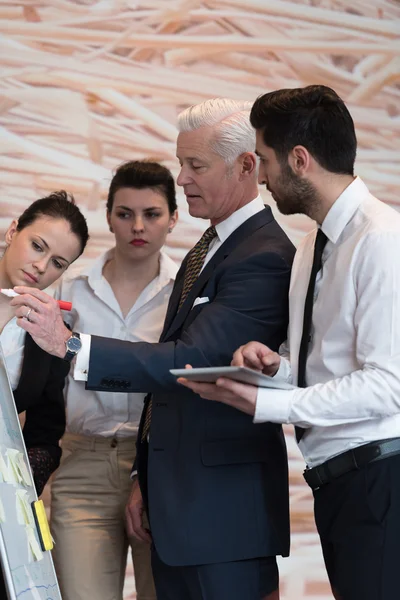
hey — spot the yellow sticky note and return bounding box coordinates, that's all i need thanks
[0,453,10,483]
[16,489,34,527]
[26,525,43,562]
[0,451,16,485]
[17,454,31,487]
[6,449,23,485]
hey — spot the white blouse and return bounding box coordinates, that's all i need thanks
[0,318,26,391]
[57,249,178,439]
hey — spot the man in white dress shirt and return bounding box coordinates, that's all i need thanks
[179,85,400,600]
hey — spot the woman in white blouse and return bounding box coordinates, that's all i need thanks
[0,190,89,495]
[50,161,178,600]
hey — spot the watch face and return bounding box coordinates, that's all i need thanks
[67,336,82,353]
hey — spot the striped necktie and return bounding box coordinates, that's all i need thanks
[178,225,217,310]
[141,225,217,442]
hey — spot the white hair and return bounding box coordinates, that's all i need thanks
[177,98,256,165]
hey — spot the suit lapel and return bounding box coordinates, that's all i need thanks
[162,207,273,341]
[159,257,188,341]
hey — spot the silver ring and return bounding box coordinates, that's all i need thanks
[25,308,32,321]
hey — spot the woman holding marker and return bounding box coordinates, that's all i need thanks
[0,191,89,495]
[50,161,178,600]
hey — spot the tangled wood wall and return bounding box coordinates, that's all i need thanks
[1,1,399,597]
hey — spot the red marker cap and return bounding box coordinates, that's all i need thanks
[58,300,72,311]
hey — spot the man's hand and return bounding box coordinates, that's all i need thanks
[125,479,152,544]
[10,286,71,358]
[178,365,258,416]
[232,342,281,376]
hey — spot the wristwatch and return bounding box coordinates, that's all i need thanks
[63,332,82,362]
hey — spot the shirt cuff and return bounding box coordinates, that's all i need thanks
[73,333,91,381]
[130,470,138,480]
[274,356,292,383]
[254,388,296,424]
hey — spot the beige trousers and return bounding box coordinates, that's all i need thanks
[50,433,156,600]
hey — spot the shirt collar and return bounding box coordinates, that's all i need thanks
[214,195,265,244]
[321,177,369,244]
[81,248,112,282]
[76,248,177,291]
[158,251,179,286]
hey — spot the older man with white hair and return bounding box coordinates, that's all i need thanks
[12,99,295,599]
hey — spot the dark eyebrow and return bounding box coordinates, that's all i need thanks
[115,205,132,211]
[37,235,49,250]
[115,205,162,212]
[37,236,70,265]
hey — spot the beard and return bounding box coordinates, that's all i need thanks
[271,163,320,218]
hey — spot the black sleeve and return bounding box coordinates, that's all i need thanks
[23,356,69,493]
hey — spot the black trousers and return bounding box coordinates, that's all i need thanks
[151,546,279,600]
[314,452,400,600]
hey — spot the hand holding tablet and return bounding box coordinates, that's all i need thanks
[170,366,295,390]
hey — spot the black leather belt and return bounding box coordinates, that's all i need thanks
[303,437,400,491]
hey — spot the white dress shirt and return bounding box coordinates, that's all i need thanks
[59,249,177,438]
[203,195,265,269]
[75,195,265,382]
[255,177,400,467]
[0,318,26,391]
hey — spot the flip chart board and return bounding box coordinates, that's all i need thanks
[0,342,62,600]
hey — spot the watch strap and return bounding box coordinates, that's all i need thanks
[63,332,81,362]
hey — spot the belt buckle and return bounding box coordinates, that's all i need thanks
[315,467,326,490]
[304,466,322,491]
[350,449,360,470]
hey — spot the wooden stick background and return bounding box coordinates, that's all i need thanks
[1,1,399,596]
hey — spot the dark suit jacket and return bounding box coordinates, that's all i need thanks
[86,207,295,566]
[13,333,68,492]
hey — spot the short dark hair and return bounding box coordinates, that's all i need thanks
[250,85,357,175]
[17,191,89,256]
[107,160,177,214]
